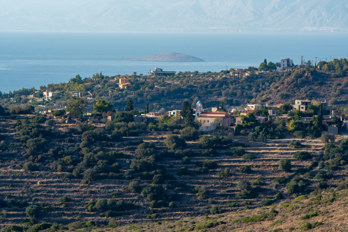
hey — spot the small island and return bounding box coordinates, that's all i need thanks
[127,52,204,62]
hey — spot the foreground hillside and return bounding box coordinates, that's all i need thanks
[0,110,347,231]
[106,188,348,232]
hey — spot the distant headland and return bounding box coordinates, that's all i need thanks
[127,52,204,62]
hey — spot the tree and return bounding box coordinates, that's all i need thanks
[181,101,195,127]
[164,135,186,151]
[124,98,134,112]
[93,99,112,113]
[66,97,86,118]
[145,104,149,114]
[237,180,254,198]
[0,105,5,115]
[25,205,41,221]
[180,126,199,140]
[279,103,293,114]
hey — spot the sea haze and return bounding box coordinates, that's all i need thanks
[0,32,347,93]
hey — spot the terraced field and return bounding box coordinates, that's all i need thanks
[0,115,330,228]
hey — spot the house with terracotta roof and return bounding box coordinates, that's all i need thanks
[196,112,233,132]
[194,100,233,132]
[118,78,131,89]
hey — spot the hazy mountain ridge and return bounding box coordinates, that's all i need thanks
[1,0,347,33]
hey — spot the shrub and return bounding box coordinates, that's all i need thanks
[135,143,156,158]
[27,223,52,232]
[23,162,39,171]
[288,140,303,148]
[209,205,220,214]
[164,135,186,151]
[52,109,65,117]
[293,151,312,160]
[59,196,71,204]
[299,222,323,231]
[180,127,199,140]
[321,134,335,143]
[83,168,98,183]
[286,177,309,194]
[279,159,291,172]
[86,199,136,213]
[25,205,42,220]
[242,153,256,160]
[300,210,321,220]
[199,160,218,170]
[0,225,24,232]
[217,168,232,177]
[193,186,207,200]
[141,185,168,202]
[240,165,252,173]
[237,180,254,198]
[274,177,288,185]
[260,198,274,206]
[227,148,246,157]
[128,181,142,193]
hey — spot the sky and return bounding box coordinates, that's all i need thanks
[0,0,347,34]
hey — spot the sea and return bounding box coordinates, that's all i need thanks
[0,32,347,93]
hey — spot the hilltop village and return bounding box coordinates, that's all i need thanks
[0,59,347,231]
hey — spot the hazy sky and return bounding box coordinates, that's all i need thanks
[0,0,347,33]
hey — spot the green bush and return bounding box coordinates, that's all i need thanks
[25,205,43,220]
[260,198,274,206]
[193,186,207,200]
[27,223,52,232]
[299,222,323,231]
[180,126,199,140]
[237,180,255,198]
[279,159,291,172]
[240,165,252,173]
[227,148,246,157]
[288,140,303,148]
[164,135,186,151]
[300,210,321,220]
[242,153,256,160]
[23,162,39,171]
[0,225,24,232]
[293,151,312,160]
[86,199,136,213]
[286,177,309,194]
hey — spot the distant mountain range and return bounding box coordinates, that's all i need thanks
[1,0,347,33]
[127,52,204,62]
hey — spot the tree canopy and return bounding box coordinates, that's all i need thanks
[93,99,113,113]
[66,97,86,118]
[181,101,194,127]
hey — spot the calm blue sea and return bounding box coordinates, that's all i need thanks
[0,32,347,93]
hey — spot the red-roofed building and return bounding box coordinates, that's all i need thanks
[196,112,233,132]
[240,109,254,116]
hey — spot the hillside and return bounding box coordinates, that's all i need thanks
[109,188,348,232]
[0,110,347,231]
[254,69,348,105]
[1,61,347,114]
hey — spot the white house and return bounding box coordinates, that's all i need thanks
[280,58,294,69]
